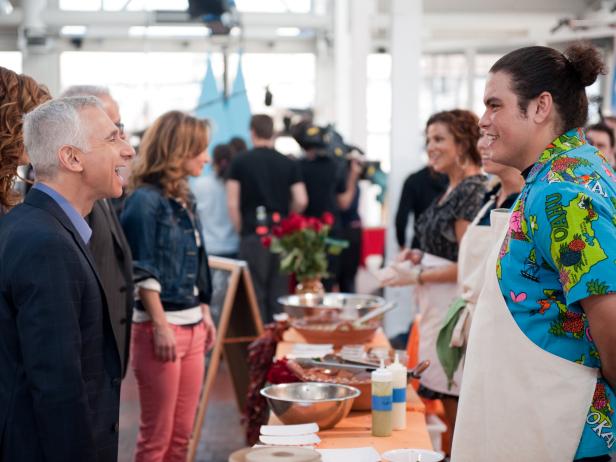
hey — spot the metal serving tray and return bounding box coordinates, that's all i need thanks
[277,293,386,320]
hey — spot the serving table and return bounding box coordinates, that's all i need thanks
[271,328,433,453]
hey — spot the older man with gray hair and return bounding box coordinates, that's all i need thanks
[62,85,125,136]
[0,96,134,462]
[61,85,134,378]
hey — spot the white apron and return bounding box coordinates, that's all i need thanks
[415,253,460,396]
[451,210,598,462]
[449,198,496,348]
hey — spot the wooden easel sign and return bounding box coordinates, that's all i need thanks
[187,256,264,462]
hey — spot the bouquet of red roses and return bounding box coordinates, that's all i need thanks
[261,212,347,282]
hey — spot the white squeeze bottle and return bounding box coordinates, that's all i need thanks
[387,353,407,430]
[371,359,393,437]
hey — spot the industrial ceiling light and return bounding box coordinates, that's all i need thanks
[128,26,211,38]
[0,0,13,15]
[276,27,302,37]
[61,26,87,36]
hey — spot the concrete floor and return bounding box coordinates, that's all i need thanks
[118,359,246,462]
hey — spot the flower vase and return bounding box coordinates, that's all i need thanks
[295,277,325,296]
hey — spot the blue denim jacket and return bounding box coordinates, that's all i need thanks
[121,185,212,310]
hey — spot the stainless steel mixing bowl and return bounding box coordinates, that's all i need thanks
[277,293,385,320]
[260,382,360,429]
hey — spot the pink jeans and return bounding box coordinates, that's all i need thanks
[131,321,206,462]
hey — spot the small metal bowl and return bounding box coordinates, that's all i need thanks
[260,382,360,430]
[277,293,386,320]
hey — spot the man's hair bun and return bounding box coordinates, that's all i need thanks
[565,42,606,87]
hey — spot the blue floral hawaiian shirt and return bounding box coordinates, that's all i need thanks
[497,128,616,458]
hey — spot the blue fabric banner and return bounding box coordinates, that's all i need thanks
[226,55,252,148]
[196,55,230,155]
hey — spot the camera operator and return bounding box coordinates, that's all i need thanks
[292,121,360,291]
[336,149,364,292]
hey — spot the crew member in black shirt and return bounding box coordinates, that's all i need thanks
[227,114,307,322]
[293,122,361,290]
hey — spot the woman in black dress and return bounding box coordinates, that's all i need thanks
[384,109,486,456]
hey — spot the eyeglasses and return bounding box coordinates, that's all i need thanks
[115,122,125,136]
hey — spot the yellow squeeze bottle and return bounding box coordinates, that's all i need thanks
[371,359,393,437]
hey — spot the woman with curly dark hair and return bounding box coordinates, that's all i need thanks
[381,109,487,454]
[0,67,51,215]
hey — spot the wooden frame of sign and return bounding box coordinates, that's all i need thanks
[187,256,264,462]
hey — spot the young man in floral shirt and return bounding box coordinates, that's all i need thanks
[456,43,616,461]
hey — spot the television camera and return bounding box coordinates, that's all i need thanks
[289,121,387,202]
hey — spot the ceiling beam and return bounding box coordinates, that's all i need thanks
[0,3,614,55]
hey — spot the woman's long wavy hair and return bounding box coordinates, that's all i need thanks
[0,67,51,209]
[130,111,209,204]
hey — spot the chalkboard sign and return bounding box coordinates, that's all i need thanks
[208,264,232,325]
[187,256,264,462]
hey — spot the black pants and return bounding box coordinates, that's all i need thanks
[322,227,342,292]
[336,225,362,293]
[239,234,288,323]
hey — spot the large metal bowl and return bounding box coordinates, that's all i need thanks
[277,293,386,320]
[260,382,360,429]
[291,318,380,347]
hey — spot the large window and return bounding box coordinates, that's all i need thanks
[241,53,315,113]
[0,52,22,73]
[366,52,473,172]
[60,0,311,12]
[473,54,501,116]
[60,51,315,133]
[363,53,392,226]
[420,53,469,124]
[366,50,607,162]
[61,52,203,132]
[60,1,188,11]
[366,53,392,171]
[234,0,311,13]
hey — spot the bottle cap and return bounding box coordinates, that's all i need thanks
[387,353,407,372]
[371,359,392,382]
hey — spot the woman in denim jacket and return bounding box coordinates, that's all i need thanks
[121,111,216,462]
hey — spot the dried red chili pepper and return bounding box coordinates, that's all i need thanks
[241,320,290,445]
